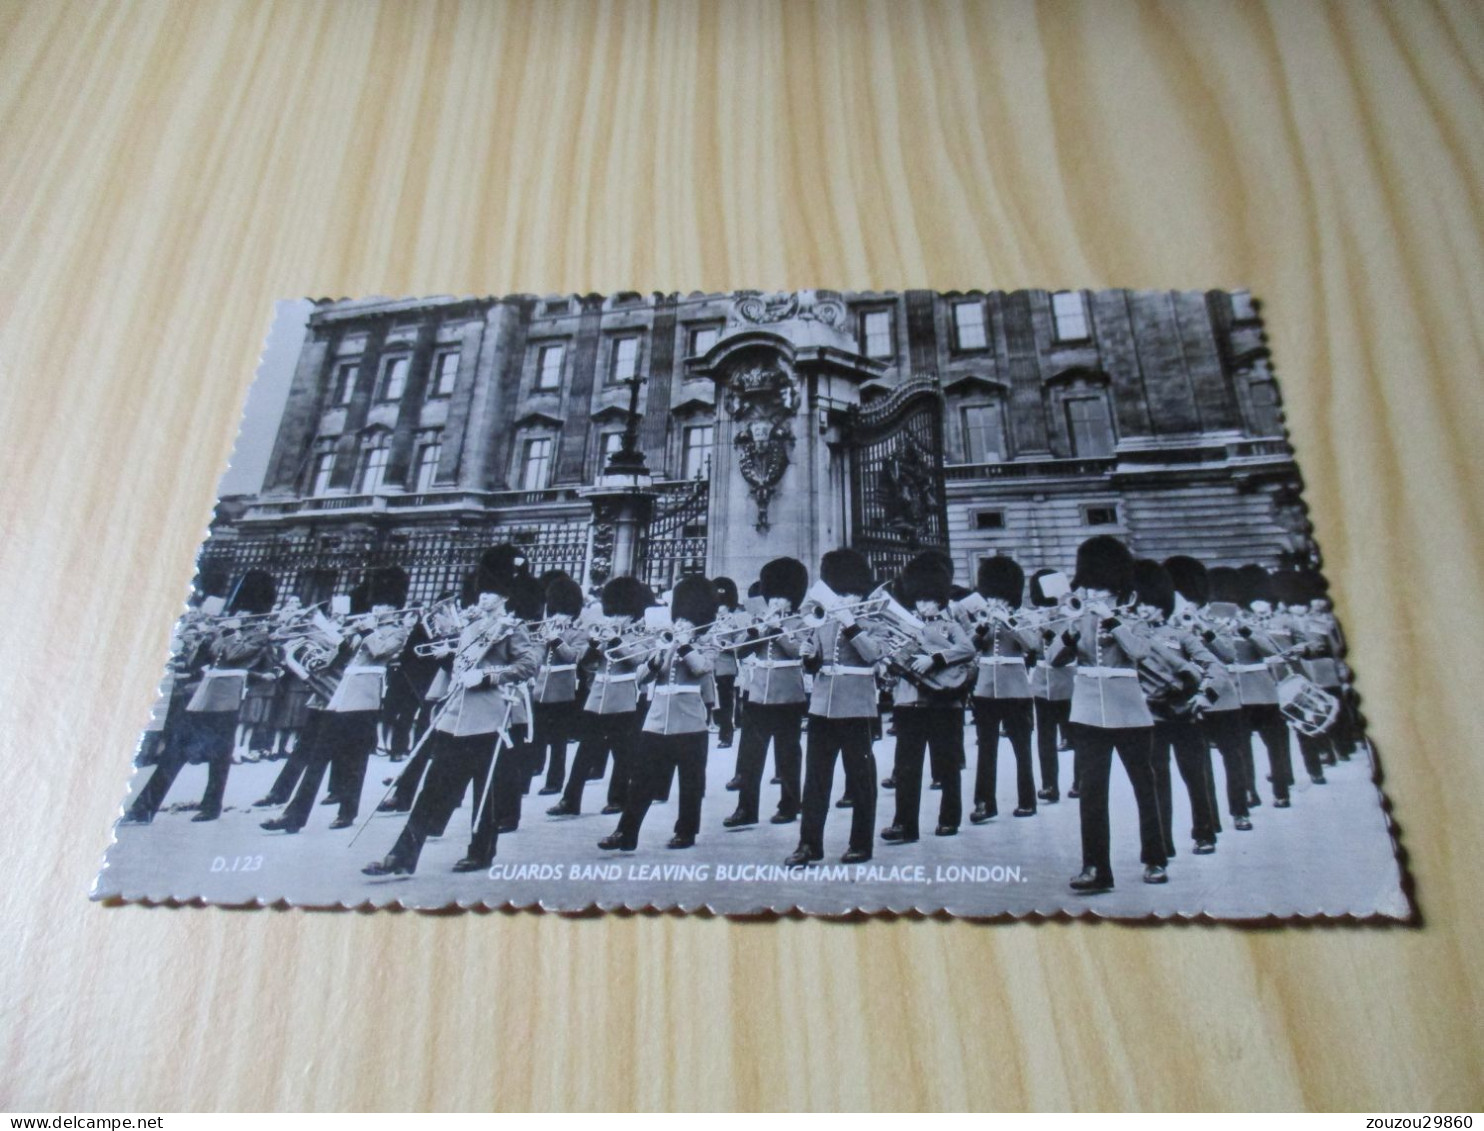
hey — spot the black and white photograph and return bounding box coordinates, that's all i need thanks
[94,289,1406,919]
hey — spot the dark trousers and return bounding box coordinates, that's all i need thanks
[282,710,378,827]
[734,701,805,820]
[466,735,532,863]
[1070,723,1167,884]
[385,732,496,872]
[616,731,708,843]
[262,711,323,805]
[1034,697,1071,796]
[533,700,575,792]
[1152,717,1218,851]
[128,711,235,820]
[387,701,438,811]
[800,716,877,854]
[713,676,737,744]
[1296,730,1331,779]
[1201,709,1250,822]
[561,710,641,811]
[1245,703,1294,801]
[892,706,964,836]
[971,697,1036,813]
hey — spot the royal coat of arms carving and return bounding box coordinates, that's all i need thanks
[724,360,799,533]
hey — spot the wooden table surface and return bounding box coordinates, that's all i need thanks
[2,0,1481,1112]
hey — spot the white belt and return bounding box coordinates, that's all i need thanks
[978,656,1025,666]
[1232,663,1271,674]
[652,684,702,695]
[345,665,386,675]
[208,668,249,677]
[594,672,638,683]
[542,664,576,673]
[822,665,875,676]
[755,659,801,669]
[1077,667,1139,678]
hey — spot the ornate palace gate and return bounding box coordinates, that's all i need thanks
[847,376,952,581]
[639,477,710,592]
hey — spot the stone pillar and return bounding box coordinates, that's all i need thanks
[262,324,334,496]
[328,320,389,490]
[385,321,438,487]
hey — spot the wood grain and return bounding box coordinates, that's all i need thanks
[1,0,1481,1111]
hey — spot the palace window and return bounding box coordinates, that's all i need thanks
[609,336,640,385]
[952,300,988,351]
[1245,363,1283,437]
[1064,395,1115,457]
[1052,291,1090,342]
[331,361,359,406]
[961,403,1008,463]
[358,446,390,493]
[415,442,442,492]
[859,309,894,359]
[311,453,336,496]
[519,437,554,491]
[430,349,460,398]
[377,355,410,402]
[688,324,720,357]
[682,424,714,480]
[542,299,571,316]
[1084,504,1119,527]
[973,510,1006,531]
[535,343,565,391]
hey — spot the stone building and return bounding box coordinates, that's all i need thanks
[198,289,1306,605]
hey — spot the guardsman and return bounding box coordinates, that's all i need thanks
[967,556,1043,823]
[121,606,218,824]
[532,573,587,796]
[362,551,539,876]
[724,557,809,829]
[882,556,976,843]
[787,549,885,867]
[546,576,654,818]
[600,576,718,851]
[1027,569,1075,804]
[1132,559,1221,858]
[1053,536,1169,893]
[711,577,742,750]
[181,574,280,821]
[1229,565,1296,809]
[1274,570,1339,782]
[264,569,414,833]
[1164,555,1252,833]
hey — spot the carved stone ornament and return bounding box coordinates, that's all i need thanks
[733,289,846,330]
[724,360,798,533]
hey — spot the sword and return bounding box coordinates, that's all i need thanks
[470,695,519,841]
[346,695,453,850]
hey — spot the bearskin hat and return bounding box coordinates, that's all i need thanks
[228,570,277,616]
[977,555,1025,608]
[1163,555,1210,607]
[1237,563,1275,608]
[545,575,584,618]
[537,568,571,591]
[901,556,952,607]
[1028,568,1061,608]
[470,543,528,598]
[365,567,409,610]
[505,574,547,622]
[671,575,719,628]
[713,576,740,610]
[1133,559,1176,618]
[601,575,653,620]
[820,548,873,599]
[758,557,809,610]
[1072,535,1135,600]
[1207,566,1242,605]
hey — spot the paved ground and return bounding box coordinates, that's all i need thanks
[97,724,1408,919]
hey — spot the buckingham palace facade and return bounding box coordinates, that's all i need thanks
[197,288,1306,605]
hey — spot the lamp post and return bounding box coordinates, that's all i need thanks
[579,374,656,586]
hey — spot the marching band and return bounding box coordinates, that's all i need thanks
[121,536,1364,895]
